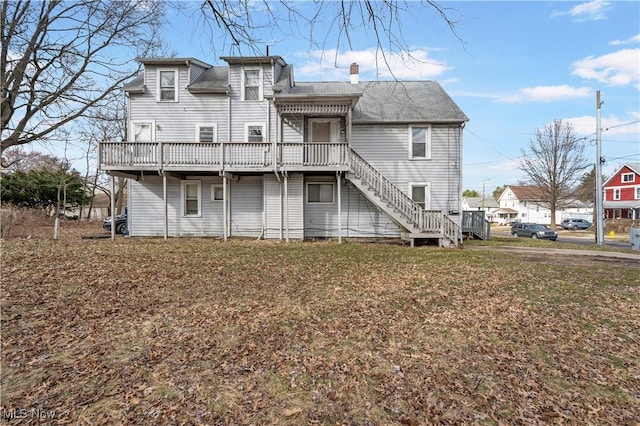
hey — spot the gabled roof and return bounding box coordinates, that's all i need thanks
[603,163,640,186]
[276,80,468,124]
[352,81,468,124]
[506,185,547,201]
[463,197,499,209]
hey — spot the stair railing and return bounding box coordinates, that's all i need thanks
[349,149,460,245]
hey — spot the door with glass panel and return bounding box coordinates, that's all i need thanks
[307,118,340,166]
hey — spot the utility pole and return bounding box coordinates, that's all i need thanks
[595,91,604,246]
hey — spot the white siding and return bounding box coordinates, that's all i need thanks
[131,65,228,143]
[351,124,461,213]
[129,176,225,237]
[285,173,304,240]
[304,176,400,238]
[281,115,303,143]
[230,175,263,237]
[264,173,304,240]
[264,175,281,239]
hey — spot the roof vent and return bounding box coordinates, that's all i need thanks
[350,62,359,85]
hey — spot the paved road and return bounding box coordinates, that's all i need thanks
[486,227,640,262]
[468,244,640,261]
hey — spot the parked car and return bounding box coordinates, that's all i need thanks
[561,218,592,230]
[103,208,127,234]
[511,222,557,241]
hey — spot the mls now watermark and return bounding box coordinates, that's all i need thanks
[1,408,69,420]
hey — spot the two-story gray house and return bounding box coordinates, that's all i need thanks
[99,55,468,246]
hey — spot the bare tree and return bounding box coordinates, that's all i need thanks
[1,0,165,156]
[520,119,590,228]
[78,92,128,219]
[179,1,463,70]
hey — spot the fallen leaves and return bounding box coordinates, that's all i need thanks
[1,236,639,424]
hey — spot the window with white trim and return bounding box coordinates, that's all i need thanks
[245,123,265,142]
[613,188,621,200]
[409,125,432,159]
[182,181,201,216]
[409,182,431,209]
[622,172,635,183]
[242,68,262,101]
[132,122,154,142]
[197,124,217,142]
[635,187,640,200]
[211,184,224,201]
[158,70,177,102]
[307,183,334,203]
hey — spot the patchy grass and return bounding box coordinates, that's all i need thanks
[1,235,639,425]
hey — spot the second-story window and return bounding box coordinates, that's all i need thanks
[246,123,265,142]
[197,124,216,142]
[243,69,262,101]
[409,125,431,159]
[622,172,635,182]
[158,70,177,102]
[613,188,621,200]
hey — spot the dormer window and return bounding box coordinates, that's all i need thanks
[158,69,177,102]
[242,68,262,101]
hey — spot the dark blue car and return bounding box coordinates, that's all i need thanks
[103,208,127,234]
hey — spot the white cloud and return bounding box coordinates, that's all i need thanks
[572,48,640,89]
[295,48,450,81]
[565,114,640,137]
[497,85,593,103]
[609,34,640,46]
[551,0,611,22]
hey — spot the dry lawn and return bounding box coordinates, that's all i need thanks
[1,222,639,425]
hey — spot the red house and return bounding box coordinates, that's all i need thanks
[603,163,640,219]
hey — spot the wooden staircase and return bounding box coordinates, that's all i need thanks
[347,150,461,247]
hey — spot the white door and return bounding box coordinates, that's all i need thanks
[131,121,155,164]
[307,119,340,165]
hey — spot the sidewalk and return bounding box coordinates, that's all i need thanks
[468,245,640,261]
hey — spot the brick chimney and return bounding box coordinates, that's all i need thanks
[350,62,359,85]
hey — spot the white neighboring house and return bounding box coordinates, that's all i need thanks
[497,185,592,226]
[461,197,499,222]
[98,55,469,246]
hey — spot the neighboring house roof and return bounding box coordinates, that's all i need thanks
[463,197,499,209]
[506,185,547,201]
[495,208,518,214]
[604,200,640,209]
[603,163,640,187]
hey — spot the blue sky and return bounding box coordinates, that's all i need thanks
[17,1,637,196]
[163,0,639,196]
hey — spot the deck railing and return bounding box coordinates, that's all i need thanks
[99,141,349,169]
[349,149,460,245]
